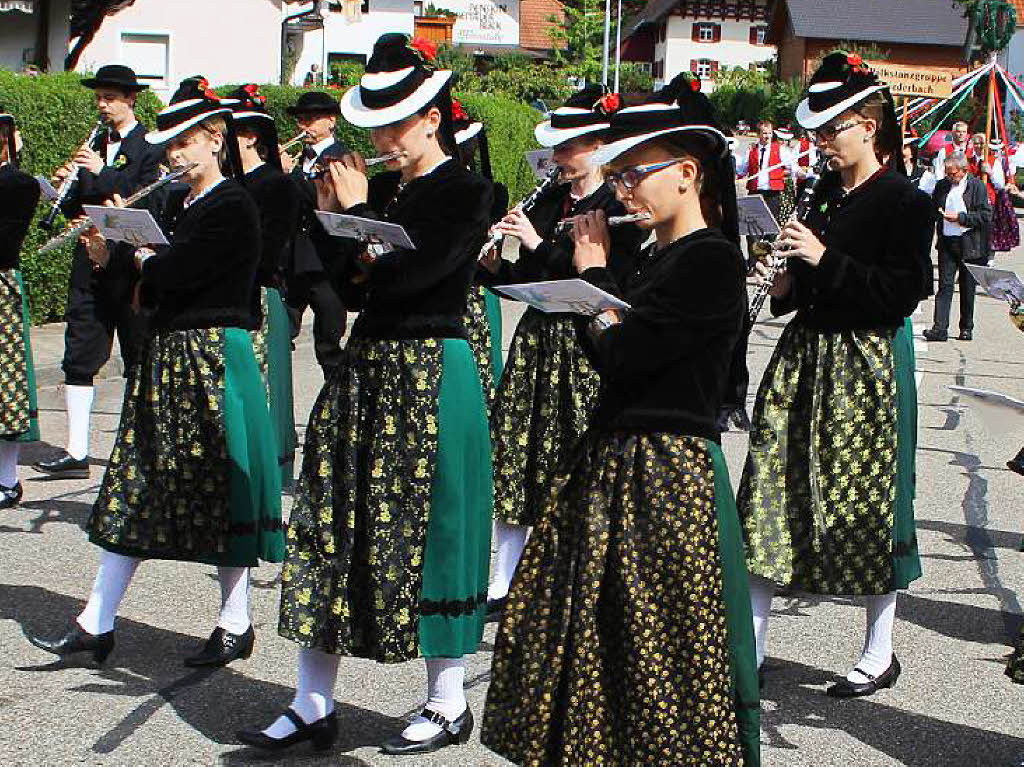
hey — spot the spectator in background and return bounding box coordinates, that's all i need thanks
[980,138,1020,254]
[902,135,927,185]
[735,119,789,233]
[932,120,970,177]
[924,155,992,343]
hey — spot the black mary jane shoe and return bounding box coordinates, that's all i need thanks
[236,708,338,752]
[380,707,474,755]
[0,481,23,509]
[486,596,507,619]
[826,655,901,699]
[1008,456,1024,477]
[184,625,255,667]
[27,623,115,664]
[33,450,90,479]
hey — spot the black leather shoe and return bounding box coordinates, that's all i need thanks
[237,708,338,752]
[826,655,901,698]
[730,407,752,432]
[184,625,255,667]
[380,707,474,755]
[486,596,507,618]
[959,330,973,341]
[922,328,947,342]
[1008,457,1024,477]
[0,482,23,509]
[27,623,114,664]
[33,450,90,479]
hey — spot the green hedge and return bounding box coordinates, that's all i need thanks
[4,73,540,323]
[0,70,162,323]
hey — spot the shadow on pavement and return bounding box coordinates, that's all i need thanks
[917,518,1024,553]
[2,585,400,764]
[760,657,1024,766]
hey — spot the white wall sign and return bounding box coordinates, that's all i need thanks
[447,0,519,46]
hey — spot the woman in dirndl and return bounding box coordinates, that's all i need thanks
[983,137,1020,255]
[237,33,493,756]
[28,94,283,668]
[479,85,644,612]
[452,98,508,410]
[0,110,41,509]
[481,73,760,766]
[226,84,300,484]
[737,52,934,698]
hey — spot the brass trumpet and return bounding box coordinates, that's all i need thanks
[308,151,405,179]
[279,130,310,156]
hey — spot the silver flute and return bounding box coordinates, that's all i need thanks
[553,212,652,235]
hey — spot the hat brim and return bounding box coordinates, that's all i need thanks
[455,121,483,145]
[340,71,452,128]
[0,113,13,126]
[590,125,728,167]
[534,121,609,148]
[145,106,233,145]
[285,102,341,116]
[233,111,274,124]
[81,78,149,92]
[796,84,888,129]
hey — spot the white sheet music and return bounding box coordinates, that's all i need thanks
[82,205,168,247]
[315,211,415,250]
[495,278,630,315]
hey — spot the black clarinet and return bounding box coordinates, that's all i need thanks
[477,165,561,261]
[748,154,830,324]
[39,120,106,231]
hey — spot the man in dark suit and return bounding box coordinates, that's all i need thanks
[35,64,161,478]
[283,91,349,372]
[924,155,992,343]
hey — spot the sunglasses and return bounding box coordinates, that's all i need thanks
[604,157,688,191]
[813,118,868,143]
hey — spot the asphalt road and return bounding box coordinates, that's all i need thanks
[1,240,1024,765]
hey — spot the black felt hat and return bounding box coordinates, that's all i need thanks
[796,52,888,130]
[225,84,282,171]
[535,83,618,147]
[340,33,452,128]
[286,91,342,117]
[81,64,149,92]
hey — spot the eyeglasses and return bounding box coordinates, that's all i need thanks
[604,157,687,191]
[814,118,869,143]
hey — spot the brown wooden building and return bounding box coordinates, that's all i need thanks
[768,0,970,82]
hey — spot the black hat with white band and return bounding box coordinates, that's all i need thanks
[452,98,492,179]
[145,85,245,181]
[340,33,452,129]
[225,83,282,171]
[534,84,616,148]
[590,73,737,244]
[795,52,888,130]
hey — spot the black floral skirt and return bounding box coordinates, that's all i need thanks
[89,327,284,566]
[278,337,493,663]
[482,432,760,766]
[0,270,39,442]
[490,308,599,527]
[464,284,504,411]
[737,318,921,596]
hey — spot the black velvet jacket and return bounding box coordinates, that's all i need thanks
[0,164,41,270]
[486,180,644,289]
[140,179,261,331]
[341,158,493,340]
[246,163,300,289]
[62,122,162,290]
[289,138,349,277]
[771,168,933,329]
[580,228,746,440]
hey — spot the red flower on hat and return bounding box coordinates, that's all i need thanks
[690,78,701,92]
[196,77,220,102]
[451,98,469,122]
[410,37,438,63]
[595,92,622,116]
[242,83,266,107]
[847,53,863,67]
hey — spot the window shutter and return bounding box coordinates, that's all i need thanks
[749,26,757,44]
[692,23,700,41]
[713,23,722,42]
[691,59,699,74]
[711,60,720,73]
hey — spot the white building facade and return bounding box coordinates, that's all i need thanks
[650,0,774,90]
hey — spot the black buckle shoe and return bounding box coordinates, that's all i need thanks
[826,655,901,698]
[1008,458,1024,477]
[0,481,23,509]
[184,626,254,667]
[380,707,474,755]
[27,623,115,664]
[33,450,90,479]
[237,708,338,752]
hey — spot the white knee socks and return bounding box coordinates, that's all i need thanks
[488,521,528,600]
[401,657,467,741]
[749,574,776,669]
[0,442,19,487]
[263,647,340,738]
[847,591,897,683]
[77,551,141,635]
[216,566,250,635]
[66,384,95,460]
